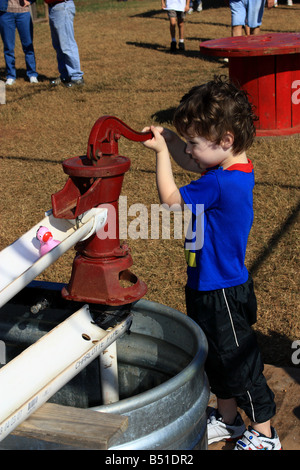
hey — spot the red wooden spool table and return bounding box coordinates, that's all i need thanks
[200,33,300,136]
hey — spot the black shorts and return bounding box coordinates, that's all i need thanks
[185,276,276,423]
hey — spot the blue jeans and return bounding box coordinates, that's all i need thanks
[48,0,83,81]
[230,0,265,29]
[0,11,37,80]
[189,0,201,7]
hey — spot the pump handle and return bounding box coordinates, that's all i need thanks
[87,115,153,162]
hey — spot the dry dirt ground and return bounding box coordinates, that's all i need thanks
[0,0,299,373]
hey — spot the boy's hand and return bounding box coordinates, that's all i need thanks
[142,126,168,154]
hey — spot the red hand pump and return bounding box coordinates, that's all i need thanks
[51,116,153,306]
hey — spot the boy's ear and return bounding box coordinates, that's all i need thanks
[221,132,234,150]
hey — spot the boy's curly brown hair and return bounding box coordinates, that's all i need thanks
[173,75,257,155]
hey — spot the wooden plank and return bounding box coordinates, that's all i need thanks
[229,56,260,113]
[257,56,276,130]
[276,54,293,130]
[0,81,5,105]
[11,403,128,450]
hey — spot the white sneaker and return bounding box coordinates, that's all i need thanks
[197,1,203,11]
[207,409,246,445]
[6,78,15,86]
[30,76,38,83]
[188,7,193,14]
[287,0,293,5]
[234,426,282,450]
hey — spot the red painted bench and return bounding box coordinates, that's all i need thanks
[200,33,300,136]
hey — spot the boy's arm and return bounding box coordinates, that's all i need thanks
[143,126,184,209]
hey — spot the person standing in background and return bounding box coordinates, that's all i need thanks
[44,0,84,87]
[229,0,274,37]
[161,0,190,52]
[0,0,38,85]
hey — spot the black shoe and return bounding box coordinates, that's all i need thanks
[170,41,177,53]
[50,77,70,86]
[64,78,85,88]
[178,42,185,51]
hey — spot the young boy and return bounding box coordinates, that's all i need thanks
[142,76,282,450]
[162,0,190,52]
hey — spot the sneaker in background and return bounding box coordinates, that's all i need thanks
[6,78,15,86]
[64,78,85,88]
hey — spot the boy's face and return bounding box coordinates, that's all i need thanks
[183,134,226,170]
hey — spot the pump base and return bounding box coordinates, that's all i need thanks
[61,253,147,306]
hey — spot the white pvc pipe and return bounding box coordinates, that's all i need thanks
[99,340,119,405]
[0,304,132,442]
[0,208,107,309]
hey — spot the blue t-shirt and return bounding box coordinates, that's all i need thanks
[179,160,254,291]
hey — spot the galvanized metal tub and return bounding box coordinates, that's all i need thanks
[0,282,209,450]
[93,299,209,450]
